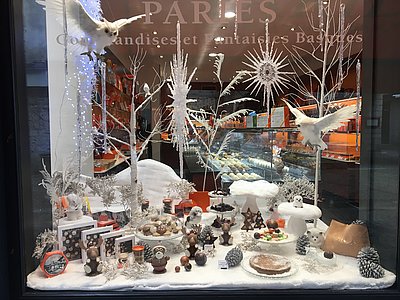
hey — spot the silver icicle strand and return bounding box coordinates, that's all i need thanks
[265,19,271,119]
[100,61,108,152]
[356,59,361,151]
[318,0,324,51]
[62,0,68,76]
[234,0,238,40]
[338,3,345,90]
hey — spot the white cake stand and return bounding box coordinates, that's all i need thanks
[277,202,322,237]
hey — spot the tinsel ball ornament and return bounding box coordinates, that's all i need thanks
[225,246,243,268]
[194,252,207,266]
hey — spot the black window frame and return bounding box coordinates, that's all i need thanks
[2,0,400,299]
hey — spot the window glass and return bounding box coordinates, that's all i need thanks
[18,0,398,292]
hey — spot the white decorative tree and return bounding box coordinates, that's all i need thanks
[92,48,166,231]
[284,0,361,206]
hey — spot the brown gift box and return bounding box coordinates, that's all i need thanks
[321,219,370,257]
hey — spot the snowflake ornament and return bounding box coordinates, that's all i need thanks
[243,19,292,116]
[167,22,197,178]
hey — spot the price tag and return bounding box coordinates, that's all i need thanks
[218,260,229,269]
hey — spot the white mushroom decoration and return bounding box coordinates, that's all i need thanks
[229,180,279,213]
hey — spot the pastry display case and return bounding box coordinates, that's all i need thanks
[185,128,317,191]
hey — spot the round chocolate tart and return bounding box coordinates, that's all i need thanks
[249,254,291,275]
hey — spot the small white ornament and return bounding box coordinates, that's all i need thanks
[292,195,304,208]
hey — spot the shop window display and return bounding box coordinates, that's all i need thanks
[6,0,400,296]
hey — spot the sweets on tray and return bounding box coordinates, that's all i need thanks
[249,254,291,275]
[254,228,288,242]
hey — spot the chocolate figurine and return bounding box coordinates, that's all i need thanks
[79,238,103,276]
[219,222,233,246]
[149,245,170,274]
[241,208,255,231]
[253,211,266,229]
[185,230,199,259]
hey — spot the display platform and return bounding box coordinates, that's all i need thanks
[27,217,396,291]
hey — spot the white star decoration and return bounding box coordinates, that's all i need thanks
[243,19,292,115]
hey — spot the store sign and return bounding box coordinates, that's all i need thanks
[142,0,277,24]
[55,0,363,48]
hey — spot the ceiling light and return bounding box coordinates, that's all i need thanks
[153,31,158,34]
[209,53,218,57]
[214,46,218,49]
[159,55,163,59]
[323,1,328,4]
[214,36,225,42]
[195,77,199,81]
[156,45,161,48]
[225,11,236,18]
[290,27,295,31]
[221,26,227,30]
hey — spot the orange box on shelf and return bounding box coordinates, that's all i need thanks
[189,191,210,212]
[174,199,194,216]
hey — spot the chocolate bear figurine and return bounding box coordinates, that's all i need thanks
[149,245,170,274]
[219,222,233,246]
[185,230,200,259]
[79,238,103,276]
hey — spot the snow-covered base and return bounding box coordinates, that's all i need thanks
[27,216,396,291]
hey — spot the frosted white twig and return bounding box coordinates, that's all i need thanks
[32,229,58,260]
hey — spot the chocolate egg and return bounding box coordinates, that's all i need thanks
[184,263,192,271]
[180,255,190,266]
[194,252,207,266]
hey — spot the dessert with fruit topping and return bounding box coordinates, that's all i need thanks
[254,228,289,242]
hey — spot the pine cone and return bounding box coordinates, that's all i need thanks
[225,246,243,268]
[357,247,380,264]
[198,225,214,245]
[137,240,152,261]
[295,235,310,255]
[358,260,385,279]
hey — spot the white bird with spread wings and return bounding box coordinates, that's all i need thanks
[36,0,146,60]
[283,100,356,150]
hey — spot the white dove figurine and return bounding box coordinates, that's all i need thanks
[36,0,146,60]
[283,99,356,150]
